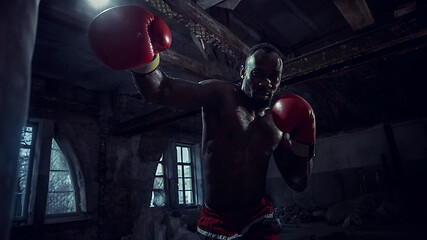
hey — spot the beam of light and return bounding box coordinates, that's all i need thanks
[88,0,110,9]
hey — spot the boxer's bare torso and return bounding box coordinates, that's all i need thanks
[201,84,282,211]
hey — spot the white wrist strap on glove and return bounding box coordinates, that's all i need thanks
[290,138,315,159]
[130,54,160,76]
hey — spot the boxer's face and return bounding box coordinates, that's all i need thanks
[241,49,283,108]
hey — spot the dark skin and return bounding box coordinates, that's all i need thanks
[133,49,312,212]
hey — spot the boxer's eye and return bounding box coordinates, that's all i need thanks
[251,70,266,78]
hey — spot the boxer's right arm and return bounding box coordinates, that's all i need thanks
[132,69,226,110]
[89,6,227,110]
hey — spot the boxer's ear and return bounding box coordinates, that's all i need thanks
[240,64,245,79]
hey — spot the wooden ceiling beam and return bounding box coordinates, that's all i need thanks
[282,10,427,86]
[333,0,375,31]
[147,0,250,58]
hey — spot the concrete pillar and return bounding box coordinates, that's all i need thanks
[0,1,40,239]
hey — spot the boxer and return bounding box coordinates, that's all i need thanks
[89,6,315,240]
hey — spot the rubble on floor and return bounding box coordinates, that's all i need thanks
[121,207,199,240]
[276,192,427,239]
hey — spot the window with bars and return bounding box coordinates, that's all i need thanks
[150,155,166,207]
[14,125,37,218]
[176,145,194,205]
[46,139,77,215]
[14,123,85,224]
[149,143,201,208]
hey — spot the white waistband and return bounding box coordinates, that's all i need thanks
[197,213,273,240]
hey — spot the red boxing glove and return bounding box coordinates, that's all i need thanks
[89,6,172,71]
[272,94,316,160]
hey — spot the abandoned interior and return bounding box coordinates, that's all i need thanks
[1,0,427,239]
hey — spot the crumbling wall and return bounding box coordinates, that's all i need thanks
[266,118,427,225]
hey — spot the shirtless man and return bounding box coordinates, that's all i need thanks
[89,6,315,240]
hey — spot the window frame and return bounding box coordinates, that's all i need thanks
[13,123,38,223]
[44,136,86,222]
[150,154,168,208]
[174,141,204,208]
[13,119,87,226]
[176,144,196,206]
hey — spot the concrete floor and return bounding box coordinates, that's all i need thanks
[278,221,427,240]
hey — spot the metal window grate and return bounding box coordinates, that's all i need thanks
[176,146,194,205]
[150,155,166,207]
[45,139,77,215]
[14,125,37,219]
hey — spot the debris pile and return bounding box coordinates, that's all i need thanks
[275,192,403,230]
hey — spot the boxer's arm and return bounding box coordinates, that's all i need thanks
[271,94,316,192]
[88,6,231,109]
[133,69,230,110]
[273,134,312,192]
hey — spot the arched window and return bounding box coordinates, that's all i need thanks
[150,155,166,207]
[14,121,86,225]
[46,139,78,215]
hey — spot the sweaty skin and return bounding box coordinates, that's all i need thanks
[133,49,312,212]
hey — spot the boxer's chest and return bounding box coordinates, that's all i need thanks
[226,106,282,151]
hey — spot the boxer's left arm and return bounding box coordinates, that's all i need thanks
[272,94,316,192]
[273,133,313,192]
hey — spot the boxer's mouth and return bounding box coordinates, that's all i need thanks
[254,89,271,98]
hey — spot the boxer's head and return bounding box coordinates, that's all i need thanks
[241,43,283,109]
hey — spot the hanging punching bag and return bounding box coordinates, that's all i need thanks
[0,0,40,239]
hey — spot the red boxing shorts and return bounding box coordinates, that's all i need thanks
[197,198,281,240]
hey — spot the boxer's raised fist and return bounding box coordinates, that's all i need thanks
[272,94,316,159]
[89,6,172,71]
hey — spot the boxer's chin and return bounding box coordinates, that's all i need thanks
[252,97,271,109]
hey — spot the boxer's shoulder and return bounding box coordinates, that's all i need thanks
[199,79,239,97]
[199,78,235,87]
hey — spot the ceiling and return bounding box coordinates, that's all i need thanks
[31,0,427,137]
